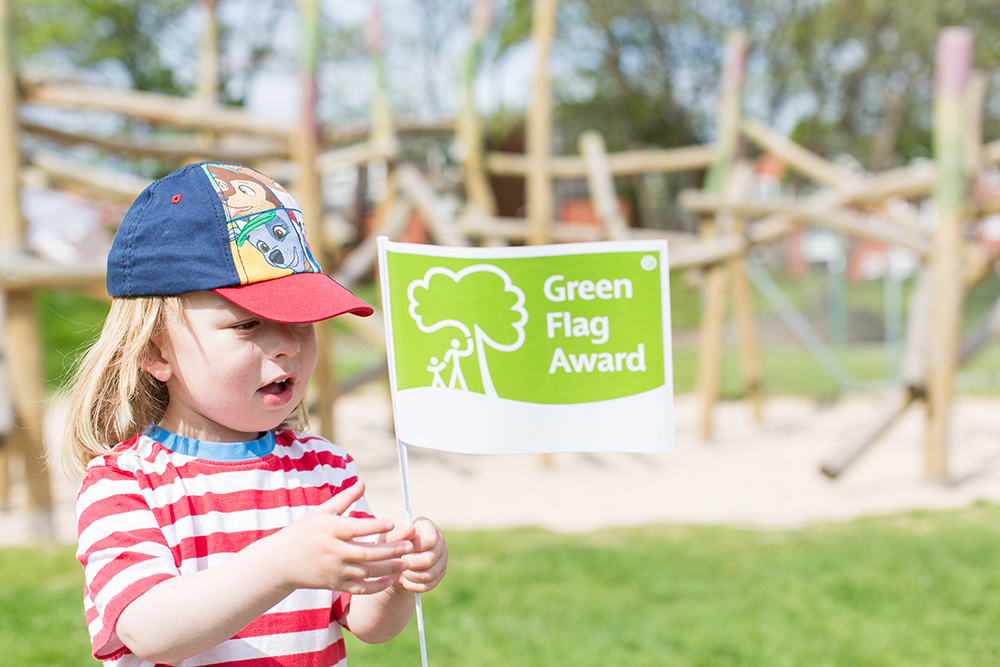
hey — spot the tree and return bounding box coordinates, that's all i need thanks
[756,0,1000,170]
[407,264,528,397]
[493,0,1000,174]
[13,0,194,94]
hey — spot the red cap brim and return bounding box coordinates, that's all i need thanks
[214,273,374,323]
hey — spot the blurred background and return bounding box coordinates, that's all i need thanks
[3,1,1000,665]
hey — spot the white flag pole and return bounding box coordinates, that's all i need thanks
[396,437,429,667]
[378,237,429,666]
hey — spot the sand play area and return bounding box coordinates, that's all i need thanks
[3,388,1000,546]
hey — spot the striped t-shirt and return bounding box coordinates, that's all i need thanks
[76,427,374,666]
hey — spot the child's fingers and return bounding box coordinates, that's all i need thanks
[341,576,397,596]
[340,557,409,583]
[383,522,417,544]
[397,555,447,593]
[396,518,447,592]
[409,517,443,552]
[316,480,366,516]
[331,516,398,542]
[331,531,414,564]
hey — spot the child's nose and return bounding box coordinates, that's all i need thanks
[266,322,303,358]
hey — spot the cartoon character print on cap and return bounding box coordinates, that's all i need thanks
[203,163,322,285]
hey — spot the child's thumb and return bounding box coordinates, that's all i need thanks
[317,480,366,516]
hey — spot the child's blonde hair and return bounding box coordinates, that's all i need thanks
[63,295,309,478]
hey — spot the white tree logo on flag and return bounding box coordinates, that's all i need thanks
[406,264,528,397]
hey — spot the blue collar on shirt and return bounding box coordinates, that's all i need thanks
[146,425,276,462]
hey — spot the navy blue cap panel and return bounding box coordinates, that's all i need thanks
[107,163,240,297]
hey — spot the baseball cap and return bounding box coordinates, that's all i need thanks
[107,162,373,323]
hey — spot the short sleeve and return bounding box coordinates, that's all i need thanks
[76,458,180,661]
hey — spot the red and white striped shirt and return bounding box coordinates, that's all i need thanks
[76,427,373,667]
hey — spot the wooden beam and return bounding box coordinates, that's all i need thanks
[315,138,398,173]
[740,117,852,188]
[23,152,151,205]
[321,116,454,146]
[579,130,630,240]
[485,144,716,178]
[0,252,105,290]
[844,161,937,206]
[20,78,292,139]
[458,209,696,245]
[820,388,919,479]
[333,198,412,288]
[396,163,469,246]
[20,119,289,162]
[678,191,933,256]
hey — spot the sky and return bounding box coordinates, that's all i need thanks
[158,0,538,128]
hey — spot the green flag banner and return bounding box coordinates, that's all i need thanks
[377,237,674,454]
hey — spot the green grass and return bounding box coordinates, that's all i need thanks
[671,346,892,400]
[0,544,97,666]
[12,505,999,666]
[345,505,1000,666]
[36,291,110,389]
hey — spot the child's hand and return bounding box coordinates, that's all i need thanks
[268,481,414,595]
[386,517,448,593]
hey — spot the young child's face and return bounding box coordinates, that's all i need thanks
[147,292,318,442]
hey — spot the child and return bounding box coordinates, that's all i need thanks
[65,162,448,667]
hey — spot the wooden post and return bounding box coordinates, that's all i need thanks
[5,291,54,518]
[0,0,15,248]
[697,30,747,439]
[363,5,403,257]
[188,0,219,161]
[525,0,557,466]
[525,0,557,246]
[964,70,987,174]
[457,0,497,218]
[367,6,396,152]
[293,0,337,441]
[926,28,973,482]
[195,0,219,103]
[725,161,763,422]
[697,246,727,440]
[1,0,53,520]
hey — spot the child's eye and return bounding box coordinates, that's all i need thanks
[232,319,261,331]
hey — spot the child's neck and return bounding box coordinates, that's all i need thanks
[157,409,265,443]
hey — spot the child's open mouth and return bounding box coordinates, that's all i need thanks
[258,378,293,404]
